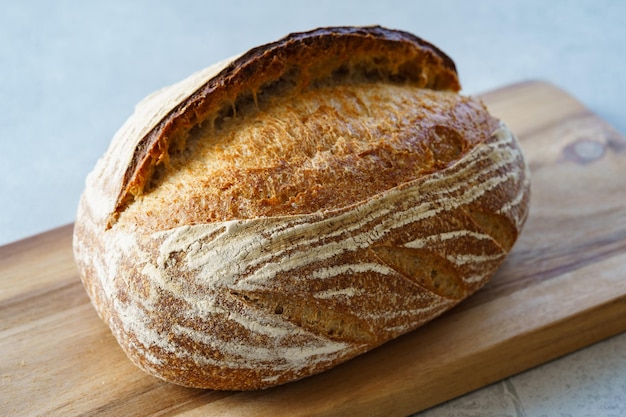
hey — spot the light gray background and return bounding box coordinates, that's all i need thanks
[2,1,625,416]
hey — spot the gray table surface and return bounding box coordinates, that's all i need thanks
[2,1,625,415]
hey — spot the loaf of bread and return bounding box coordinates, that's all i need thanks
[73,26,530,390]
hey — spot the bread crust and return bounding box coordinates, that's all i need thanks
[73,26,530,390]
[99,26,461,228]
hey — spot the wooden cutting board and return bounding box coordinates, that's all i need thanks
[1,81,626,417]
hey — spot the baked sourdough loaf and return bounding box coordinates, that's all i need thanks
[73,26,530,390]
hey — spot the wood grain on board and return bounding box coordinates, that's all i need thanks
[1,81,625,416]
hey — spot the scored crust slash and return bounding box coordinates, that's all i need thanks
[73,26,530,390]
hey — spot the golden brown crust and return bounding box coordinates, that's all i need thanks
[73,26,530,391]
[113,26,461,226]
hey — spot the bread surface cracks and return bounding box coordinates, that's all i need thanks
[117,83,499,231]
